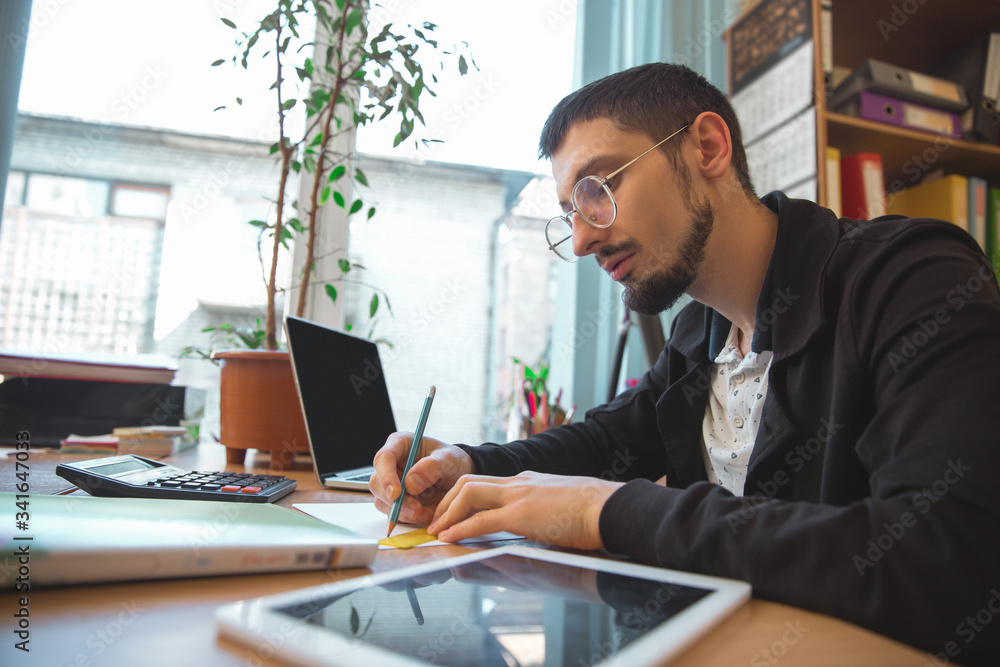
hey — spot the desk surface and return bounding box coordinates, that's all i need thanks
[1,444,930,666]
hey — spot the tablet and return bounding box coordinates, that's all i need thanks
[215,545,751,666]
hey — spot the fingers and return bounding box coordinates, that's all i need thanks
[428,475,507,542]
[370,432,413,501]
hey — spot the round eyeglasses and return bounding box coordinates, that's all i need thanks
[545,124,690,262]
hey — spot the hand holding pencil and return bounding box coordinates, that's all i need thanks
[369,391,476,530]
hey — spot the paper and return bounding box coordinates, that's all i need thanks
[293,502,523,549]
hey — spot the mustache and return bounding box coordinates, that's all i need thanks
[595,239,641,265]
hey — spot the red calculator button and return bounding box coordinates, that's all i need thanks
[220,485,241,492]
[241,486,262,494]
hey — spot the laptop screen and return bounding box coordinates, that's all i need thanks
[285,316,397,475]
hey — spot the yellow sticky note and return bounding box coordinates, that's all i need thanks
[379,527,437,549]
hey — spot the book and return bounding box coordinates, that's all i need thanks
[825,146,842,218]
[0,493,377,587]
[886,174,969,232]
[840,152,885,219]
[58,433,119,455]
[987,188,1000,281]
[0,350,176,384]
[968,177,989,252]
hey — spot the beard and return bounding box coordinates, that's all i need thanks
[618,195,715,315]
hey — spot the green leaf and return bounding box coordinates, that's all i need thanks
[321,186,331,204]
[369,293,379,318]
[355,169,369,186]
[248,220,268,228]
[338,258,351,273]
[333,191,346,208]
[269,142,280,155]
[458,55,468,75]
[349,199,363,214]
[309,132,324,147]
[221,18,236,29]
[213,105,226,112]
[211,59,225,67]
[328,165,346,182]
[367,206,376,220]
[281,98,296,111]
[325,283,338,303]
[236,97,243,105]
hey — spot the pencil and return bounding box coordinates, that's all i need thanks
[387,385,436,537]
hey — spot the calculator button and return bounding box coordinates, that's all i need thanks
[220,485,241,492]
[160,481,182,487]
[201,484,221,490]
[180,482,201,489]
[240,486,262,494]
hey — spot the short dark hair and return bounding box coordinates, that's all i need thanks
[538,63,755,198]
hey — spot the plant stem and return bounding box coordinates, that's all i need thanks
[295,0,352,318]
[266,3,293,351]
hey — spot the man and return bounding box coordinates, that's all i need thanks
[370,63,1000,663]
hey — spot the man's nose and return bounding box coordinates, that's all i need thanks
[570,213,610,258]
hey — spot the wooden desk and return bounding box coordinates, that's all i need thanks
[1,444,930,666]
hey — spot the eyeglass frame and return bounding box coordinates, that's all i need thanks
[545,123,691,262]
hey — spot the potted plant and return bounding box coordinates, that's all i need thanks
[207,0,473,468]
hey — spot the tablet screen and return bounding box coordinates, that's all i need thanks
[275,553,711,666]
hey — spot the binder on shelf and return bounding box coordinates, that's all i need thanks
[833,91,960,137]
[928,32,1000,145]
[828,59,968,114]
[968,177,988,253]
[886,175,969,232]
[825,146,842,218]
[840,152,886,220]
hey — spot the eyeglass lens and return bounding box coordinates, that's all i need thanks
[574,177,615,228]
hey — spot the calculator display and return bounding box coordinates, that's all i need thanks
[89,458,158,477]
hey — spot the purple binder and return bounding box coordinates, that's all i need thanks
[837,91,961,138]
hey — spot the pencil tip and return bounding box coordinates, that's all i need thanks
[387,522,396,537]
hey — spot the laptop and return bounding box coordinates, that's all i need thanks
[284,316,397,491]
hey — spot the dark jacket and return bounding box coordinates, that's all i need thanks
[460,193,1000,663]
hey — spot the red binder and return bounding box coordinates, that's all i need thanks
[840,153,886,220]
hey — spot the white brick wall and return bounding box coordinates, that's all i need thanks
[4,114,543,447]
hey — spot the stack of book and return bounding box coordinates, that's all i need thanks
[59,425,195,457]
[113,426,194,457]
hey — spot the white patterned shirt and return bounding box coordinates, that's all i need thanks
[701,323,774,496]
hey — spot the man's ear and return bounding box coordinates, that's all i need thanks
[689,111,733,181]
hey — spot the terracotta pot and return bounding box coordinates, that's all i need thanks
[214,349,309,470]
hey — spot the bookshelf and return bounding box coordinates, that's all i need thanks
[728,0,1000,207]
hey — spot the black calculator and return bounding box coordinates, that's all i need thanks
[55,454,297,503]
